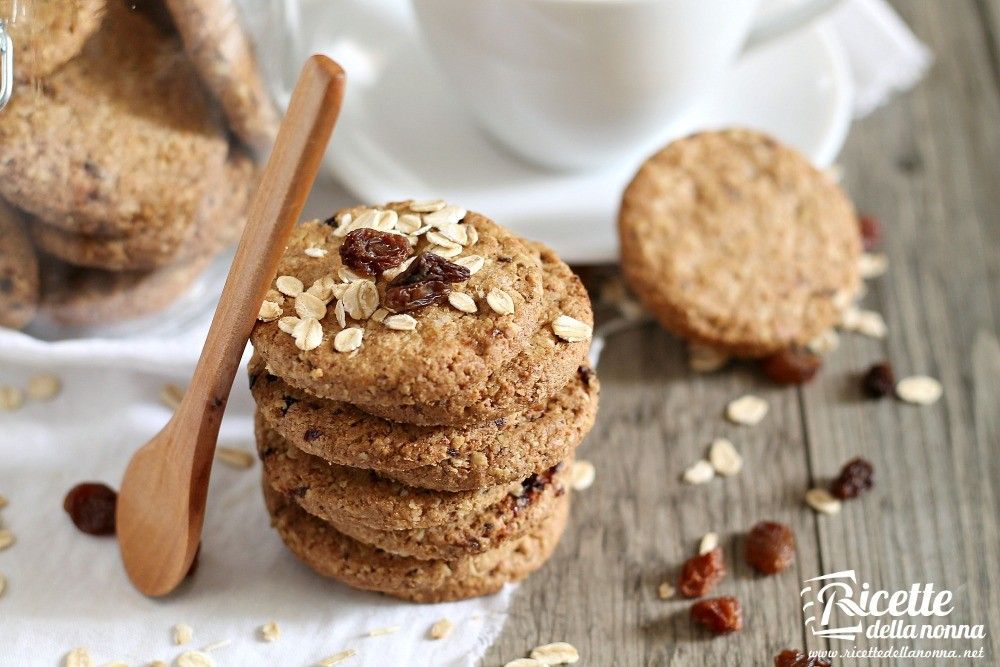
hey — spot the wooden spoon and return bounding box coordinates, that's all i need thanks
[117,55,346,597]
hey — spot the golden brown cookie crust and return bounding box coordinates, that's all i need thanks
[0,199,38,329]
[0,3,229,240]
[264,481,569,603]
[618,128,861,357]
[3,0,106,81]
[250,204,547,410]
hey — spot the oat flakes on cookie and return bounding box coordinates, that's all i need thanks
[618,128,861,357]
[0,3,229,241]
[0,199,38,329]
[250,202,547,412]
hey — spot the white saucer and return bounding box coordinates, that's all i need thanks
[293,0,854,264]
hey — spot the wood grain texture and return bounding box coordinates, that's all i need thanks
[484,2,999,664]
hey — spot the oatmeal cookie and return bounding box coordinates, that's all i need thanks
[0,199,38,329]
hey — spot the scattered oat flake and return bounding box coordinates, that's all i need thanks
[149,661,167,667]
[334,327,364,353]
[805,488,842,515]
[708,438,743,476]
[104,661,128,667]
[294,317,324,351]
[319,649,357,665]
[896,375,942,405]
[64,648,94,667]
[726,395,768,425]
[699,532,719,555]
[807,329,840,355]
[368,626,399,637]
[504,660,545,667]
[305,246,328,258]
[657,582,675,600]
[278,316,301,334]
[858,252,888,279]
[530,642,580,664]
[257,300,282,322]
[338,266,363,283]
[371,308,389,323]
[409,199,446,213]
[688,343,729,373]
[276,275,304,297]
[0,529,15,551]
[260,621,280,643]
[841,307,887,338]
[569,460,596,491]
[160,384,185,410]
[423,204,466,226]
[26,373,61,400]
[486,288,515,315]
[176,651,215,667]
[683,460,715,485]
[334,300,347,328]
[0,386,24,411]
[295,292,328,320]
[551,315,592,342]
[453,254,485,275]
[428,618,454,640]
[0,572,7,597]
[201,639,231,652]
[448,291,478,313]
[215,446,254,469]
[173,623,194,645]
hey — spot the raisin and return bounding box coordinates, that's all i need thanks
[303,428,322,442]
[774,649,831,667]
[829,457,874,500]
[340,228,412,277]
[862,362,895,398]
[690,596,743,634]
[281,396,299,415]
[678,547,726,598]
[63,482,118,536]
[858,214,882,251]
[761,348,822,385]
[388,252,470,287]
[578,366,594,387]
[384,281,451,312]
[745,521,796,574]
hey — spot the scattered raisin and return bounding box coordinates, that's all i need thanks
[761,348,822,385]
[339,228,412,277]
[774,649,831,666]
[858,214,882,251]
[63,482,118,536]
[829,457,874,500]
[690,596,743,634]
[862,362,895,398]
[678,547,726,598]
[303,428,322,442]
[384,281,451,312]
[745,521,796,574]
[389,252,471,287]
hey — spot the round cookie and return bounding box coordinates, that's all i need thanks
[0,199,38,329]
[0,2,229,240]
[251,354,597,491]
[264,481,569,603]
[285,462,570,561]
[164,0,280,154]
[3,0,106,81]
[29,150,257,271]
[352,242,594,425]
[250,203,546,410]
[618,128,861,357]
[256,414,512,531]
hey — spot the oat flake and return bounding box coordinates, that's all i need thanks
[657,582,675,600]
[293,317,324,351]
[215,447,254,469]
[807,329,840,355]
[487,288,515,315]
[384,314,417,331]
[258,300,282,322]
[275,275,303,297]
[858,252,888,279]
[278,316,301,334]
[896,375,942,405]
[295,292,327,320]
[699,532,719,555]
[260,621,280,643]
[423,205,466,227]
[64,647,94,667]
[334,327,364,353]
[409,199,446,213]
[688,343,729,373]
[176,650,215,667]
[305,246,328,258]
[0,529,15,551]
[682,460,715,485]
[0,386,24,411]
[726,395,768,425]
[319,649,358,665]
[551,315,592,342]
[569,460,596,491]
[805,488,842,515]
[173,623,193,645]
[708,438,742,476]
[504,660,545,667]
[26,373,61,401]
[429,618,454,640]
[0,572,7,597]
[448,292,477,314]
[454,254,485,275]
[368,626,399,637]
[530,642,580,664]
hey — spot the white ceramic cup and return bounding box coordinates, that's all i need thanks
[411,0,839,171]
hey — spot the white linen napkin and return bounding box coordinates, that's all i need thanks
[0,1,930,664]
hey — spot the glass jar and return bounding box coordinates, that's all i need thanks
[0,0,280,338]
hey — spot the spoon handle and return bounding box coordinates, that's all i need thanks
[179,55,345,453]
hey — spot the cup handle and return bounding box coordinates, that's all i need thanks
[742,0,842,52]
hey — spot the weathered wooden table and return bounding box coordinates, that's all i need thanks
[485,2,999,664]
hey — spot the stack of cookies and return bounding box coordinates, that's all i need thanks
[0,0,275,328]
[249,200,598,602]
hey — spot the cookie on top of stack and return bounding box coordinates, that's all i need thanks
[0,0,273,328]
[249,200,598,602]
[618,128,862,379]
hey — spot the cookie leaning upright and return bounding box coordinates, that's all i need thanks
[250,201,546,410]
[618,129,861,357]
[0,199,39,330]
